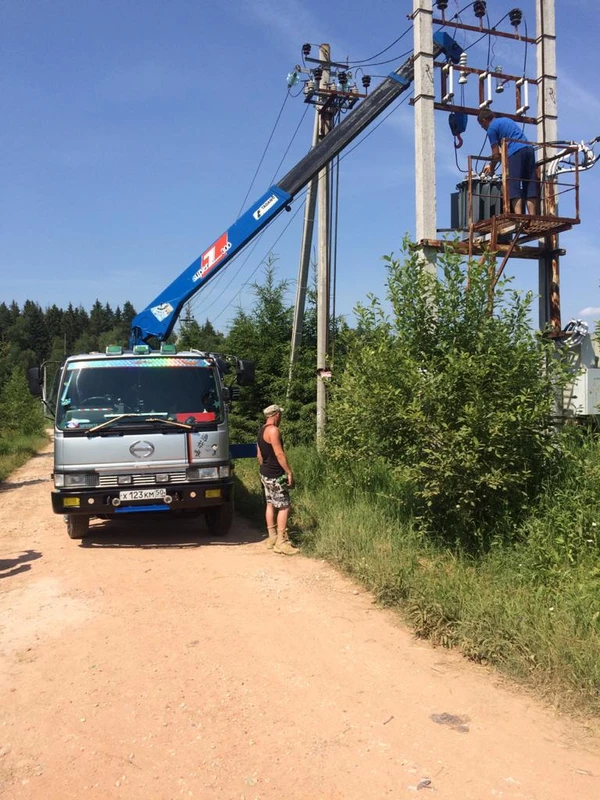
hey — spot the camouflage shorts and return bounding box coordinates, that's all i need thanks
[260,474,291,509]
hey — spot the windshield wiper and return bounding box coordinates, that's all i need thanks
[87,414,192,435]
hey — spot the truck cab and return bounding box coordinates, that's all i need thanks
[30,343,254,540]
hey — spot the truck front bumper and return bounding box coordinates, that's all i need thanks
[52,479,234,516]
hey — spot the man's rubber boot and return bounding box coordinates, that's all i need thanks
[266,525,278,549]
[273,528,298,555]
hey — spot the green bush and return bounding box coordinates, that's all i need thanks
[326,240,570,550]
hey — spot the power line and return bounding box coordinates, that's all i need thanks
[236,90,290,218]
[208,198,307,326]
[346,26,413,66]
[269,102,311,185]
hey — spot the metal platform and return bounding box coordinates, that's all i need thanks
[471,213,579,249]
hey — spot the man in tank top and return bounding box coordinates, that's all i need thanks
[257,404,297,555]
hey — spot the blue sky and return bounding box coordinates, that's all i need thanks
[2,0,599,336]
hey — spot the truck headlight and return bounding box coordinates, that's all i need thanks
[218,465,231,478]
[198,467,219,480]
[60,473,98,488]
[187,467,219,481]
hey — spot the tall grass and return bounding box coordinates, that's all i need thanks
[0,432,49,482]
[235,440,600,717]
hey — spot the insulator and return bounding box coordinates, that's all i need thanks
[362,75,371,89]
[313,66,323,82]
[435,0,449,9]
[338,71,348,85]
[302,43,311,56]
[509,8,523,27]
[495,66,504,94]
[458,52,468,85]
[473,1,486,19]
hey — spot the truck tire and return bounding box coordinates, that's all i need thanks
[66,515,90,539]
[205,501,233,537]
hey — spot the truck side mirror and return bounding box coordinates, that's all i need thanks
[215,357,231,376]
[236,359,255,386]
[28,366,43,397]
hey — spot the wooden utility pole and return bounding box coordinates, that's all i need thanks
[316,44,332,446]
[287,42,365,438]
[288,108,320,385]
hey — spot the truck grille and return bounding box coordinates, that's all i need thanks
[98,472,187,487]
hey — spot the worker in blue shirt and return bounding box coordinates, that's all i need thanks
[478,108,538,215]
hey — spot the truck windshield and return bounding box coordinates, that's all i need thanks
[56,357,221,431]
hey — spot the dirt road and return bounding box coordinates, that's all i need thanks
[1,444,599,800]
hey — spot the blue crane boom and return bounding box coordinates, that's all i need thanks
[130,32,463,346]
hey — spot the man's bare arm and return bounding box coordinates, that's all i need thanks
[483,143,501,175]
[266,427,294,487]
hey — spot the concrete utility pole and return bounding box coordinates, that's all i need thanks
[536,0,559,330]
[316,44,332,446]
[413,0,437,274]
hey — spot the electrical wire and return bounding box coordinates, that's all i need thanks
[186,100,312,322]
[208,197,307,326]
[236,90,290,219]
[188,103,314,320]
[435,1,480,32]
[337,92,411,164]
[269,102,310,185]
[522,16,529,78]
[453,81,469,173]
[350,49,413,70]
[192,4,515,329]
[190,189,309,322]
[346,26,413,66]
[189,57,411,324]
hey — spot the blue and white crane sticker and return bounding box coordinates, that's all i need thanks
[253,194,279,220]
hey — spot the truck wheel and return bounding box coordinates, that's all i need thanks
[205,501,233,537]
[66,515,90,539]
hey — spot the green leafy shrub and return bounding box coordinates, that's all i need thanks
[327,240,570,550]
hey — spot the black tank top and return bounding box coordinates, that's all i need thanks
[257,424,284,478]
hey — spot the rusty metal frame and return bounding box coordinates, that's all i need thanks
[431,17,536,45]
[425,141,581,321]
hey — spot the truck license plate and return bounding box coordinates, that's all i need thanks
[119,488,167,501]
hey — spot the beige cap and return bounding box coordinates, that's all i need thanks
[263,404,284,417]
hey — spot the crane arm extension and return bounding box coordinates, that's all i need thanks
[130,32,461,345]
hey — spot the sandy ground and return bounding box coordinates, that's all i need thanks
[1,442,600,800]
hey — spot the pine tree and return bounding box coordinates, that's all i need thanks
[0,367,45,435]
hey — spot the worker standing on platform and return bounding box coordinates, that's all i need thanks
[478,108,538,215]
